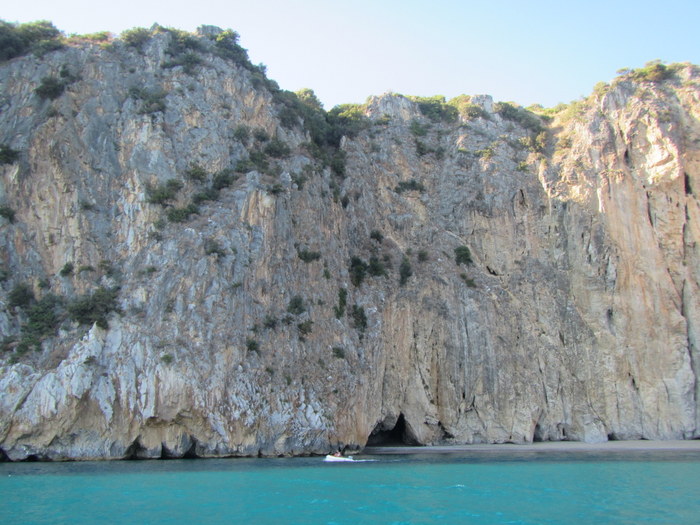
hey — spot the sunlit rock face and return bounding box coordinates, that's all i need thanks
[0,30,698,459]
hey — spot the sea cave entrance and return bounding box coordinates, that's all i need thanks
[366,413,420,447]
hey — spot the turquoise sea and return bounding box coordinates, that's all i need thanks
[2,449,699,524]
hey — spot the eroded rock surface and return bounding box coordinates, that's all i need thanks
[0,29,698,459]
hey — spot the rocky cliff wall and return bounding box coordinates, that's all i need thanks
[0,28,698,459]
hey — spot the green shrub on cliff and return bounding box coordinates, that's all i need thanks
[395,179,426,194]
[23,294,63,345]
[185,164,207,182]
[494,102,545,133]
[35,76,65,100]
[264,138,291,158]
[59,262,74,277]
[297,248,321,263]
[409,95,458,122]
[9,283,34,309]
[68,286,119,329]
[245,337,259,353]
[163,51,202,75]
[121,27,152,49]
[455,245,473,265]
[0,20,63,62]
[212,169,235,189]
[410,119,429,136]
[399,256,412,286]
[631,60,675,83]
[0,144,20,164]
[349,257,368,287]
[146,179,183,205]
[166,203,199,222]
[297,320,313,337]
[212,29,250,67]
[334,287,347,319]
[351,305,367,333]
[0,205,16,223]
[287,295,306,315]
[368,256,387,277]
[448,95,489,120]
[129,86,167,114]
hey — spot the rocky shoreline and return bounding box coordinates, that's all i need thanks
[365,440,700,455]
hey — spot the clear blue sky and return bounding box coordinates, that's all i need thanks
[4,1,699,109]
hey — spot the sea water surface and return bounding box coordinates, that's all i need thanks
[2,448,700,524]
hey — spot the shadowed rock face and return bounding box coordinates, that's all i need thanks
[0,29,699,460]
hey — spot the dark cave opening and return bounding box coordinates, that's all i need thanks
[161,442,199,460]
[123,438,147,460]
[365,414,419,447]
[533,424,544,442]
[160,437,199,460]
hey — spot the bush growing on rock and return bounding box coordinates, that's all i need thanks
[59,262,74,277]
[399,256,412,286]
[297,248,321,263]
[0,205,16,223]
[233,125,250,143]
[297,320,313,337]
[166,203,199,223]
[455,245,473,265]
[0,20,63,62]
[185,164,207,182]
[253,128,269,142]
[9,283,34,309]
[631,60,675,83]
[263,138,291,158]
[287,295,306,315]
[370,229,383,242]
[334,287,347,319]
[121,27,152,49]
[410,119,429,136]
[368,256,387,277]
[0,144,19,164]
[68,286,119,329]
[146,179,183,205]
[351,305,367,333]
[395,179,426,194]
[494,102,545,133]
[349,257,368,287]
[35,76,65,100]
[129,86,167,114]
[212,169,235,189]
[448,95,488,120]
[192,187,220,204]
[204,238,225,258]
[22,294,64,347]
[409,95,458,122]
[212,29,250,66]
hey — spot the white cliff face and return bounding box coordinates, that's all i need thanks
[0,30,698,459]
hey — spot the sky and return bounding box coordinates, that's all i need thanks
[3,0,699,109]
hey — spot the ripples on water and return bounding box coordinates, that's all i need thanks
[2,450,699,524]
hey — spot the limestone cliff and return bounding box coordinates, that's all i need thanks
[0,26,698,460]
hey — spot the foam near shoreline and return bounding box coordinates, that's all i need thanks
[364,440,700,455]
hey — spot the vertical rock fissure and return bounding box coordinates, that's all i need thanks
[681,279,700,435]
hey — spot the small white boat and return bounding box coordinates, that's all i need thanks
[324,454,354,462]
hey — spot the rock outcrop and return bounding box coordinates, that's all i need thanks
[0,27,698,459]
